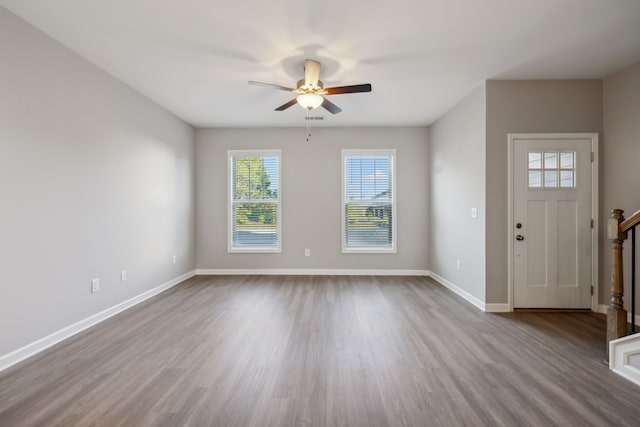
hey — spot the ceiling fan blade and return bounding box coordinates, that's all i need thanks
[275,98,298,111]
[324,83,372,95]
[321,97,342,114]
[249,81,295,92]
[304,60,321,87]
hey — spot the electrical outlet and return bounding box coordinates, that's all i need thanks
[456,260,462,271]
[91,278,100,293]
[305,249,310,257]
[121,270,127,282]
[471,207,478,219]
[172,254,177,264]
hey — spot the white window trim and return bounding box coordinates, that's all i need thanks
[341,149,397,254]
[227,149,282,253]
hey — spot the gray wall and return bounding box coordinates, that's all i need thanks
[485,80,603,303]
[429,84,486,301]
[603,62,640,312]
[0,8,196,357]
[196,127,429,271]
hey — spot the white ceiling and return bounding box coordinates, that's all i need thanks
[2,0,640,128]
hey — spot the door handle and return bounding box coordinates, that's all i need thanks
[516,235,525,241]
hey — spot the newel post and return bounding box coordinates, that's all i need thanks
[607,209,628,344]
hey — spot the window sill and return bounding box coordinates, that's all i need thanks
[228,247,281,254]
[342,248,397,254]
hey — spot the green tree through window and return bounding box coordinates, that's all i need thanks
[229,151,281,252]
[233,157,277,225]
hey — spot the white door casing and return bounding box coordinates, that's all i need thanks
[508,133,598,309]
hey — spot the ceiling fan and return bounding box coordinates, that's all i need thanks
[249,59,372,114]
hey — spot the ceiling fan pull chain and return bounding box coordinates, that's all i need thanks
[306,110,311,142]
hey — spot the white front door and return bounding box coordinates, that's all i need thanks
[512,135,595,309]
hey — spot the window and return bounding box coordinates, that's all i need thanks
[342,149,396,253]
[228,150,281,252]
[528,151,576,188]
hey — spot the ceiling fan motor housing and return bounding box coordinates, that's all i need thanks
[297,79,323,93]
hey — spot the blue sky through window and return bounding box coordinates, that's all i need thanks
[264,157,278,194]
[346,156,391,200]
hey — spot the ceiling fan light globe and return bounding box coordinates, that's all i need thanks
[296,93,324,110]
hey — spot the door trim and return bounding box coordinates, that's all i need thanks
[507,133,599,311]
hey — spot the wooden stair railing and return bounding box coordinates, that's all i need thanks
[608,208,640,344]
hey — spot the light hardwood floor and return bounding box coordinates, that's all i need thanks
[1,275,639,426]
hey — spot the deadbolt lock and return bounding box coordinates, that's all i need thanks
[516,235,525,241]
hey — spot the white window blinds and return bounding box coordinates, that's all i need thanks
[342,150,396,253]
[228,150,281,252]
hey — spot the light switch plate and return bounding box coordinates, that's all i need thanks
[91,278,100,293]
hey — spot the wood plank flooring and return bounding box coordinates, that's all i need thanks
[1,275,639,426]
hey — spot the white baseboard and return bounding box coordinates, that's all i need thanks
[195,268,430,276]
[0,270,196,373]
[428,272,488,312]
[485,303,512,313]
